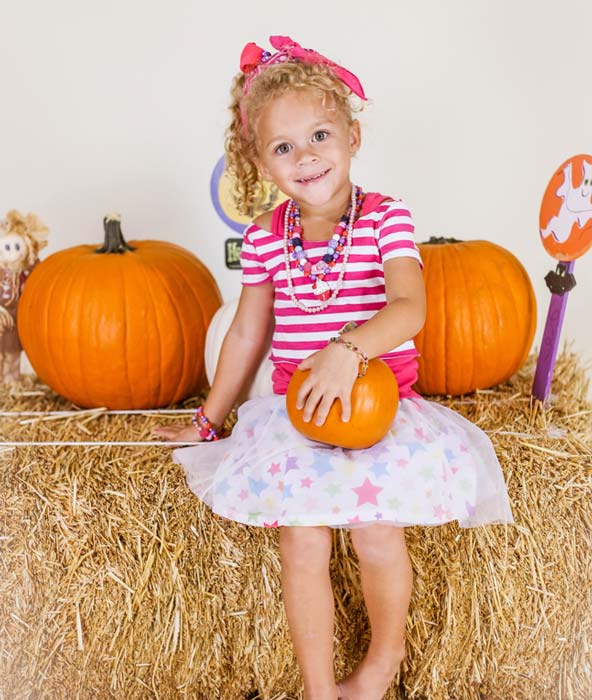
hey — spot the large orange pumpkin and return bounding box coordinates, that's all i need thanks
[414,237,536,396]
[17,217,222,409]
[286,358,399,449]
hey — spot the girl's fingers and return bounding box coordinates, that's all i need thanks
[152,426,199,442]
[152,426,173,439]
[302,387,324,423]
[295,346,356,423]
[313,394,337,427]
[296,376,314,410]
[339,392,352,423]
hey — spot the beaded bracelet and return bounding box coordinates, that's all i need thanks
[329,336,369,378]
[191,405,220,442]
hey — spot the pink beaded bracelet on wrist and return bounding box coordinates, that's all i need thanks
[329,336,369,378]
[191,405,220,442]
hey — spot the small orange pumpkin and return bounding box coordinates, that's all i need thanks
[17,216,222,409]
[414,237,536,396]
[286,358,399,449]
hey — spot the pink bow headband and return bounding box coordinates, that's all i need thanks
[239,35,367,102]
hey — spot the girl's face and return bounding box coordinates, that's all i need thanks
[254,90,361,211]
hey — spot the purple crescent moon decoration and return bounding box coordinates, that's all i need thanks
[210,156,245,234]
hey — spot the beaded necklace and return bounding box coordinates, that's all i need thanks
[283,184,364,314]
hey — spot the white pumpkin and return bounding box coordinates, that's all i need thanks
[205,298,274,399]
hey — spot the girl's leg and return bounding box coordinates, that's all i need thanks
[279,525,340,700]
[337,525,412,700]
[4,351,21,384]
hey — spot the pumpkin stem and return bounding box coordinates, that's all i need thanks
[95,215,137,254]
[423,236,463,244]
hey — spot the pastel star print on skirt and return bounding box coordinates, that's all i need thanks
[173,396,514,529]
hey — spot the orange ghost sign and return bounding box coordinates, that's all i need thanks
[539,154,592,261]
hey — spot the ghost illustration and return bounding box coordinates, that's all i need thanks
[540,160,592,243]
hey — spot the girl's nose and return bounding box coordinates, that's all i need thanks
[295,146,319,166]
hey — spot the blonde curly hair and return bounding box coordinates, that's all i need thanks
[225,61,363,217]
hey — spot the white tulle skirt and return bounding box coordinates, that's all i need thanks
[173,396,514,529]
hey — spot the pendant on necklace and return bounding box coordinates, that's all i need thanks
[312,279,331,301]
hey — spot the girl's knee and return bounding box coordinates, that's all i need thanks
[350,525,408,566]
[279,525,332,570]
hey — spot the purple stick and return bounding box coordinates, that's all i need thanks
[532,260,576,403]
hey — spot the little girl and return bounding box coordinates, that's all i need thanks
[154,35,514,700]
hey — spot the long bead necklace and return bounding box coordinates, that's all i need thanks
[282,184,364,314]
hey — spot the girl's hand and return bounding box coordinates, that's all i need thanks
[296,342,360,426]
[151,423,203,446]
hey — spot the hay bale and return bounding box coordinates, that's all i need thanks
[0,350,590,700]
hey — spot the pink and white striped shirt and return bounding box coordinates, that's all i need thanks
[240,193,423,398]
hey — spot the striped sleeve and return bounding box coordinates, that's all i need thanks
[377,200,423,267]
[240,224,272,285]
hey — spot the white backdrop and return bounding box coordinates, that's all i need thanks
[1,0,590,395]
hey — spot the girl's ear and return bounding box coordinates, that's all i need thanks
[253,147,272,181]
[255,157,272,182]
[349,119,362,155]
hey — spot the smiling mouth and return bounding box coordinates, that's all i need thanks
[296,169,330,184]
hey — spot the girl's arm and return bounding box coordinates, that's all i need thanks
[340,257,426,357]
[153,281,274,441]
[296,257,425,425]
[203,281,275,426]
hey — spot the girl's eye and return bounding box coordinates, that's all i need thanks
[275,143,291,155]
[312,130,329,142]
[15,243,20,251]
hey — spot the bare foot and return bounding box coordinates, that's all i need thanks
[337,656,402,700]
[303,684,342,700]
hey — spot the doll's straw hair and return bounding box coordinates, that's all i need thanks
[225,61,364,217]
[0,210,48,267]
